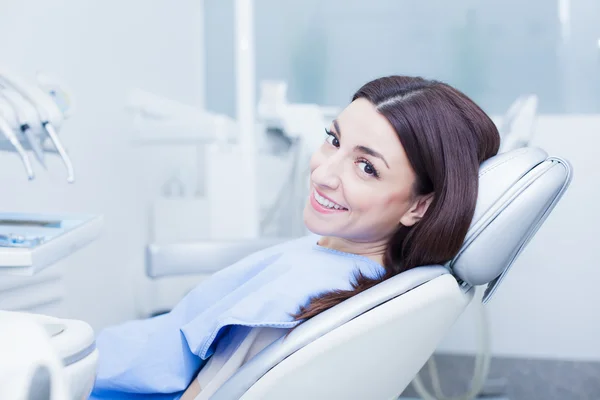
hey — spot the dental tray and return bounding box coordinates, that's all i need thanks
[0,213,103,276]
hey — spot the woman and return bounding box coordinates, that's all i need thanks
[90,76,500,400]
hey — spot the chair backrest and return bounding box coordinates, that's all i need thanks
[450,146,572,302]
[210,146,572,400]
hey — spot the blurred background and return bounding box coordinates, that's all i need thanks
[0,0,598,399]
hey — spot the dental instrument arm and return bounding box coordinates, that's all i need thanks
[0,85,46,167]
[0,112,35,180]
[0,71,74,183]
[42,122,74,182]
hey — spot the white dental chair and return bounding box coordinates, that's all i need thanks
[144,146,572,399]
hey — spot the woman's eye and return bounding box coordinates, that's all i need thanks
[324,130,340,148]
[357,161,378,177]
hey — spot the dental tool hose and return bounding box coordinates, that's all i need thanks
[0,85,47,167]
[43,122,74,183]
[410,288,492,400]
[0,115,35,179]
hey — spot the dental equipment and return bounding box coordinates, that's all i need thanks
[0,117,35,180]
[0,212,103,399]
[0,69,75,183]
[0,213,103,275]
[0,88,37,178]
[0,79,102,394]
[0,84,47,167]
[257,80,333,237]
[0,233,46,248]
[0,113,35,179]
[499,94,539,153]
[0,163,102,399]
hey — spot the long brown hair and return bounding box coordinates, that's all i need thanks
[293,76,500,321]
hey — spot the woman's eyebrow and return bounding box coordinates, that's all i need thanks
[332,119,390,169]
[355,145,390,169]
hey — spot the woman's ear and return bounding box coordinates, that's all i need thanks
[399,193,434,227]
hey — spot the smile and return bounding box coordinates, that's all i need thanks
[310,189,348,213]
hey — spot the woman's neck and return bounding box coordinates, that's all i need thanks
[318,236,387,266]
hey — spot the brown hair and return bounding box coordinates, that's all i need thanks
[293,76,500,320]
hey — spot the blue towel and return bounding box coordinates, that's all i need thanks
[90,234,384,399]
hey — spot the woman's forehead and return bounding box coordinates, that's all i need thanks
[337,99,407,163]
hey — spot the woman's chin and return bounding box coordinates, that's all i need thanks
[303,206,331,236]
[304,219,342,239]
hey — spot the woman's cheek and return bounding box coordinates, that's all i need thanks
[309,149,326,173]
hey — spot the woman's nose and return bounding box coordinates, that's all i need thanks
[311,157,342,190]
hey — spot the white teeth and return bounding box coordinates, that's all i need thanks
[314,191,345,210]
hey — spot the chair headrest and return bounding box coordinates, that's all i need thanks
[449,147,572,302]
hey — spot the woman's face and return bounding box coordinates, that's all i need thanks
[303,98,431,243]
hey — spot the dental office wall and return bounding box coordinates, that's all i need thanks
[205,0,600,397]
[0,0,205,329]
[204,0,600,117]
[0,0,598,396]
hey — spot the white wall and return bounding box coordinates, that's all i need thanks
[438,115,600,361]
[0,0,205,331]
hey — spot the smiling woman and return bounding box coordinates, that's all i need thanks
[89,75,500,400]
[298,75,500,320]
[304,98,427,244]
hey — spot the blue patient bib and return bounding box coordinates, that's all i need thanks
[90,234,383,399]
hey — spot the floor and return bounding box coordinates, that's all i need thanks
[398,353,600,400]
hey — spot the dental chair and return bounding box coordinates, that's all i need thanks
[144,146,572,399]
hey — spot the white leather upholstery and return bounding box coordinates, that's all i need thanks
[214,274,472,400]
[211,266,450,400]
[450,147,572,301]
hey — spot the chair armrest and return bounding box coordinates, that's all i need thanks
[145,238,290,278]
